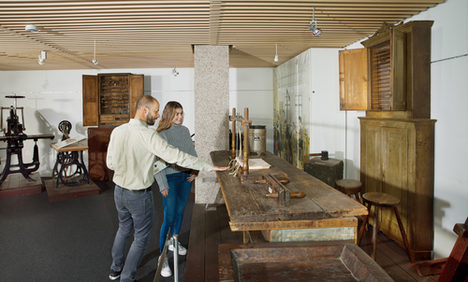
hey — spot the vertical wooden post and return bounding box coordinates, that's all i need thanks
[231,108,236,159]
[242,108,249,175]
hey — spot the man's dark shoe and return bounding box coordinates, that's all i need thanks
[109,269,121,280]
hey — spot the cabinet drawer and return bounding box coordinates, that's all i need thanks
[100,114,128,125]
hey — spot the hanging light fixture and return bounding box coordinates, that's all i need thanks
[309,7,322,37]
[172,66,179,77]
[92,40,99,65]
[274,43,279,63]
[38,50,46,65]
[25,24,39,33]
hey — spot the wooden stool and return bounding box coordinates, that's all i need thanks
[335,179,362,203]
[357,192,414,262]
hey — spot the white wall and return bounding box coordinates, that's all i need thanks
[0,68,274,175]
[407,0,468,258]
[229,68,274,152]
[308,49,364,179]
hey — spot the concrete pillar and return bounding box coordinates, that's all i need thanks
[194,45,229,203]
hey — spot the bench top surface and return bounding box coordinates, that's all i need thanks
[211,150,367,227]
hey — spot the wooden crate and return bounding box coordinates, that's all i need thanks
[219,242,393,282]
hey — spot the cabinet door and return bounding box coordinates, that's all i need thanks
[380,126,409,241]
[129,75,144,118]
[361,123,382,193]
[339,48,368,110]
[82,75,99,126]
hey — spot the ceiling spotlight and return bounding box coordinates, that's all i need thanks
[25,24,39,33]
[309,7,322,37]
[274,43,279,63]
[38,50,47,65]
[92,40,99,65]
[172,66,179,77]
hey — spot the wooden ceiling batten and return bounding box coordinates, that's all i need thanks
[0,0,444,70]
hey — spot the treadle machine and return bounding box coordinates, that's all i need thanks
[51,120,89,187]
[0,95,54,185]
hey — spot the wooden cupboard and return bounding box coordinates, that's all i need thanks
[82,73,144,181]
[339,21,433,118]
[345,21,436,260]
[360,118,435,259]
[82,73,144,126]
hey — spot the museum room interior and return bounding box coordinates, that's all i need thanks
[0,0,467,281]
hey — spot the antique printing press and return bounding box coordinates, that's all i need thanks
[228,107,305,206]
[0,95,54,185]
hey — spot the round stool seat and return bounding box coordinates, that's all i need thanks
[336,179,362,203]
[363,192,400,207]
[336,179,362,193]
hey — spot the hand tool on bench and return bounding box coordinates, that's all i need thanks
[261,174,305,206]
[265,191,306,199]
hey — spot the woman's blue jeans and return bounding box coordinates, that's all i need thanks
[110,185,154,282]
[159,172,192,252]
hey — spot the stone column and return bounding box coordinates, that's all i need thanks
[194,45,229,203]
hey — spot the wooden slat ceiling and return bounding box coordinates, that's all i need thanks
[0,0,444,70]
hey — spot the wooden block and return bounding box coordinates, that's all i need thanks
[43,177,100,202]
[0,173,43,198]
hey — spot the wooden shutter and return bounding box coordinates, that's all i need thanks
[82,75,98,126]
[129,74,144,118]
[339,48,368,110]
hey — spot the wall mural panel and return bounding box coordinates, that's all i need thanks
[274,50,311,169]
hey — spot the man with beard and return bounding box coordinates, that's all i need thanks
[106,95,227,282]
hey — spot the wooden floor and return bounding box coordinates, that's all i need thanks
[184,203,439,282]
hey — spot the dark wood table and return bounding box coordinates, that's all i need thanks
[211,150,368,243]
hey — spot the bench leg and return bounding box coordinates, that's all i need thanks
[357,200,371,246]
[243,231,250,244]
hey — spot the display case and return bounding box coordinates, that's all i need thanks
[82,73,144,126]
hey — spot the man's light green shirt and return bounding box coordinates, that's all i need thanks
[106,119,214,190]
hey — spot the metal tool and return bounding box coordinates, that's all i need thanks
[309,150,329,160]
[265,191,306,199]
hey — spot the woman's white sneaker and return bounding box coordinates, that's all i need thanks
[158,255,172,277]
[168,239,187,256]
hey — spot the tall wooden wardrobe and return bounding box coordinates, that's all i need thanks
[82,73,144,181]
[339,21,436,260]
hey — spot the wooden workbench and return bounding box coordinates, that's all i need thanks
[211,150,368,243]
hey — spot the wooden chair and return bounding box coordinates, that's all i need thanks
[410,217,467,281]
[335,179,362,203]
[357,192,414,262]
